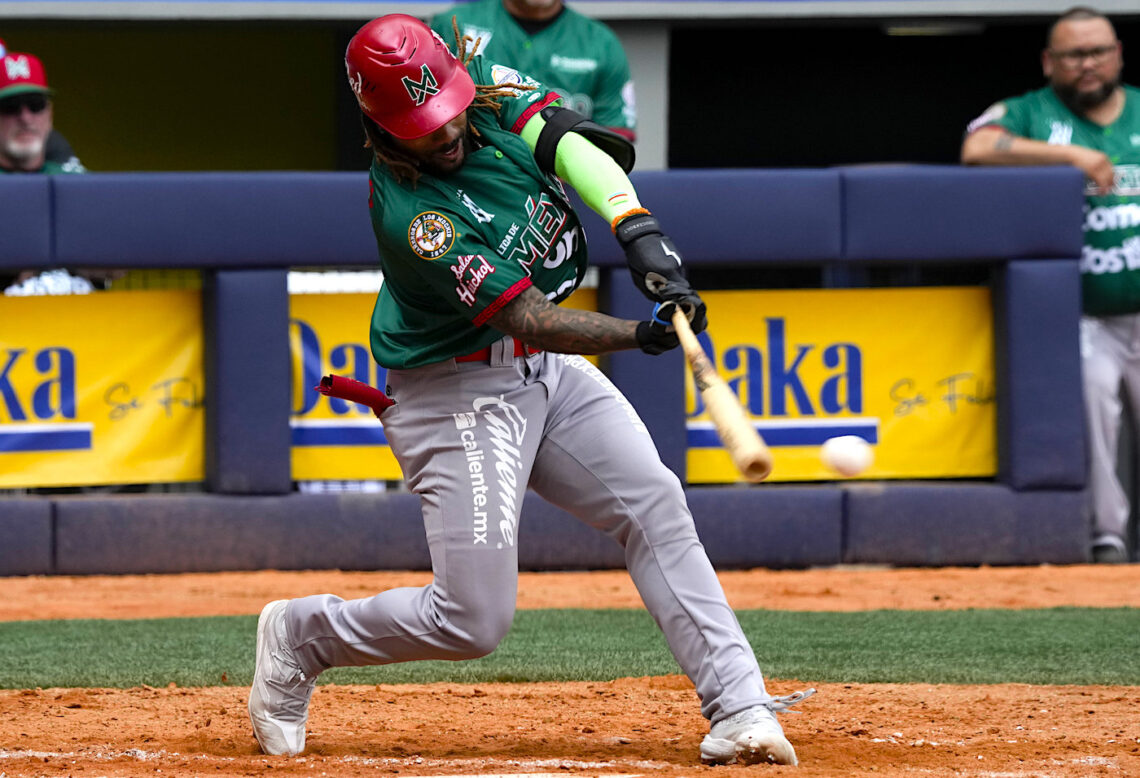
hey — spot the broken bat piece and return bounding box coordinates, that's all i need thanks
[316,374,395,419]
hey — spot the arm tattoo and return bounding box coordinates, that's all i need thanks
[487,286,640,354]
[994,132,1013,152]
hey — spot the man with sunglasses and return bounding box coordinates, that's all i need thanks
[1,43,94,294]
[0,45,85,175]
[962,6,1139,564]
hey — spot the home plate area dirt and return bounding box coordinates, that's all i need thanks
[0,565,1138,777]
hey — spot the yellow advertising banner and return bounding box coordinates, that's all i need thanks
[288,287,599,481]
[289,293,400,481]
[688,287,996,482]
[0,291,204,487]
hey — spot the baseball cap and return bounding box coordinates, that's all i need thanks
[0,43,53,102]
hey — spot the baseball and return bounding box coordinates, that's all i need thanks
[821,435,874,477]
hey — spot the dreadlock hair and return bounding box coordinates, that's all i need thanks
[450,14,536,112]
[361,112,421,184]
[361,16,536,186]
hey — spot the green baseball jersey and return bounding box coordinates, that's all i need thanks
[969,85,1140,315]
[431,0,635,133]
[367,57,589,369]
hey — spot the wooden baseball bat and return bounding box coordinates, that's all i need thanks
[672,309,773,482]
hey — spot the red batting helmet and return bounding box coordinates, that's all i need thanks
[346,14,476,140]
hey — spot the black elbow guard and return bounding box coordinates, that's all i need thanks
[533,106,636,176]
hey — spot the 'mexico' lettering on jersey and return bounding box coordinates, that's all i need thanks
[505,193,572,273]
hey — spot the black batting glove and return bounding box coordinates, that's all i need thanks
[655,282,708,335]
[635,300,709,355]
[636,306,678,355]
[615,212,696,301]
[616,212,707,333]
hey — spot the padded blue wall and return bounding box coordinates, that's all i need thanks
[203,269,292,494]
[570,169,845,267]
[0,177,52,266]
[54,493,431,574]
[993,260,1087,489]
[845,483,1089,565]
[0,500,53,575]
[51,173,378,267]
[0,166,1090,573]
[842,166,1085,261]
[43,488,847,575]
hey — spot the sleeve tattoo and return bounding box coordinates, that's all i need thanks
[994,132,1014,152]
[487,285,639,354]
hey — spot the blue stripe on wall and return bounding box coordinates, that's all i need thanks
[291,424,388,447]
[688,422,878,447]
[0,427,93,452]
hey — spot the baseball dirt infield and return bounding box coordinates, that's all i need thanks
[0,565,1137,777]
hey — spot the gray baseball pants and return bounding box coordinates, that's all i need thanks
[1081,314,1140,542]
[286,338,772,724]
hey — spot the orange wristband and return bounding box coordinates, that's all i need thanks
[610,208,652,234]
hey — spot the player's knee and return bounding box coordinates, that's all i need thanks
[443,624,510,659]
[434,605,515,659]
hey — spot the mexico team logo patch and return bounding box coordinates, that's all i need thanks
[409,212,456,259]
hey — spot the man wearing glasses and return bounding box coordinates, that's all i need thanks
[962,6,1139,564]
[0,43,85,175]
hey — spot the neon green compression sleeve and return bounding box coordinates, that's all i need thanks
[519,113,645,229]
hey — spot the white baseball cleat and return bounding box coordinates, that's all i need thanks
[248,599,316,755]
[700,705,798,766]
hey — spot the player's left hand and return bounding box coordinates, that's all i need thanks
[635,300,707,355]
[636,304,679,355]
[615,213,701,308]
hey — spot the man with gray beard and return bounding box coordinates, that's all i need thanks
[962,6,1140,563]
[0,44,84,176]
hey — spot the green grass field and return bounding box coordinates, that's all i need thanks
[1,607,1137,690]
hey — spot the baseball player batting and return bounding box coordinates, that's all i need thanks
[248,13,813,766]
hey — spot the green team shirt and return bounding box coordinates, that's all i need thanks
[0,158,85,174]
[970,85,1140,315]
[367,57,588,369]
[431,0,635,134]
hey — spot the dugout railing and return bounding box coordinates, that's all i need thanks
[0,166,1090,574]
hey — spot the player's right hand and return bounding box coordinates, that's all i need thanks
[656,283,708,335]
